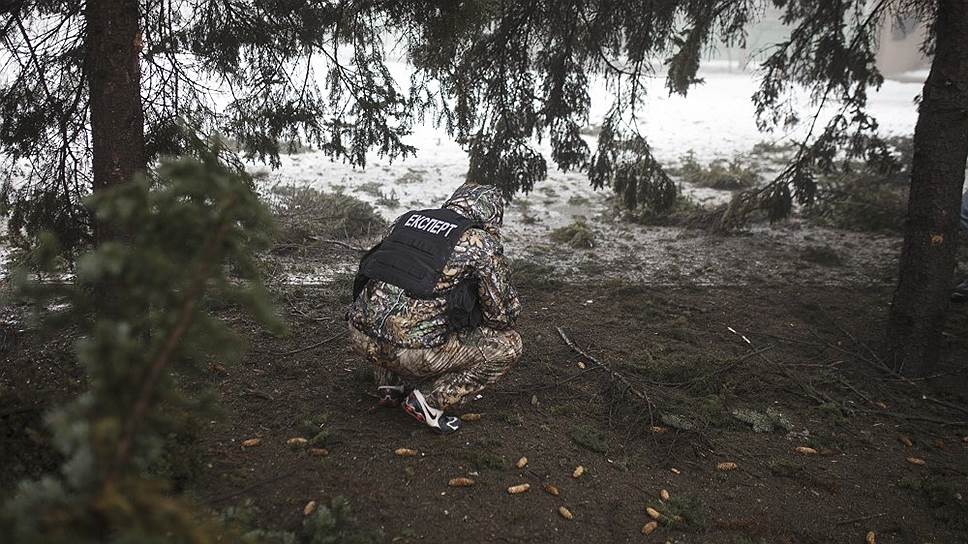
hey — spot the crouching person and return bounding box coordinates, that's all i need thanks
[347,182,523,434]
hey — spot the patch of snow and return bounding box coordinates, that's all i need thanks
[0,244,10,282]
[277,262,357,286]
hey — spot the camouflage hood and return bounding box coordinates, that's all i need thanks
[443,183,504,234]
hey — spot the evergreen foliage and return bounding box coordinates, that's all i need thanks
[0,150,284,542]
[1,1,939,252]
[223,497,383,544]
[802,136,913,234]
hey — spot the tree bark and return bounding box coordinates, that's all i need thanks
[888,0,968,376]
[85,0,146,244]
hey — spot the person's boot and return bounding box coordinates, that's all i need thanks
[401,389,462,434]
[376,385,407,407]
[952,278,968,303]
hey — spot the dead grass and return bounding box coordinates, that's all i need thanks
[750,140,797,156]
[549,219,596,249]
[670,151,760,190]
[267,186,385,245]
[510,259,562,290]
[618,194,707,227]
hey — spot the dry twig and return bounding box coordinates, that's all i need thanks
[556,327,655,411]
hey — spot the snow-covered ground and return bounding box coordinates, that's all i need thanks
[0,66,926,286]
[254,67,922,286]
[260,65,922,213]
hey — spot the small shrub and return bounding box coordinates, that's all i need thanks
[513,199,541,224]
[268,186,385,244]
[298,413,331,438]
[550,219,595,249]
[620,194,706,227]
[802,172,908,233]
[395,169,425,184]
[672,151,760,190]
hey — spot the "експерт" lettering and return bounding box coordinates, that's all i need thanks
[404,214,458,236]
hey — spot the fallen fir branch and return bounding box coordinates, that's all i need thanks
[807,326,968,421]
[656,345,773,387]
[556,326,655,411]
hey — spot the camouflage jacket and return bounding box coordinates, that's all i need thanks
[347,223,521,349]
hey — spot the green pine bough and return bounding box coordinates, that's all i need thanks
[1,152,289,542]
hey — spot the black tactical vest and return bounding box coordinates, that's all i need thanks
[353,208,484,332]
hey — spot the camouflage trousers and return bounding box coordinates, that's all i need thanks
[348,325,523,410]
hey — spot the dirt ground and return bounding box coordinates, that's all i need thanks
[3,236,968,543]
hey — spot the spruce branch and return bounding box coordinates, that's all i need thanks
[107,192,238,485]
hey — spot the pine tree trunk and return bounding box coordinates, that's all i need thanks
[85,0,146,244]
[888,0,968,376]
